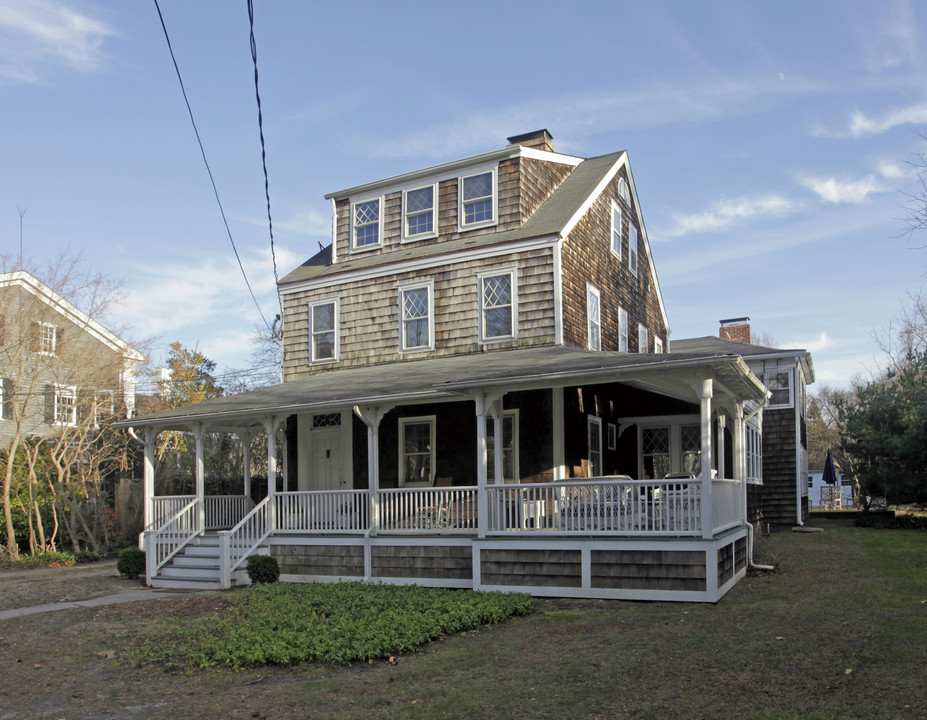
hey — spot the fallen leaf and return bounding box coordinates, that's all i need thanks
[845,668,853,675]
[97,650,115,659]
[775,636,786,641]
[33,664,42,669]
[411,700,419,705]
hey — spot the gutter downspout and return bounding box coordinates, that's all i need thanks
[741,402,773,570]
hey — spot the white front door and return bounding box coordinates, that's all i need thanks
[311,429,344,491]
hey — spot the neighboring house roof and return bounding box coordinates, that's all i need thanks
[120,345,767,430]
[0,270,144,363]
[672,336,815,384]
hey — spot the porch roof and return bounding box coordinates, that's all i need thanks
[121,346,768,432]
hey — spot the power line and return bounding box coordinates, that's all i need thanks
[247,0,279,289]
[152,0,272,334]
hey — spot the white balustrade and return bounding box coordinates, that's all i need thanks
[378,487,478,533]
[149,495,195,530]
[148,498,199,576]
[205,495,255,529]
[710,479,743,535]
[275,490,370,533]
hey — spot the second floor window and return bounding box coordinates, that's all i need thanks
[309,300,338,363]
[587,286,601,351]
[399,283,433,352]
[403,185,436,240]
[638,324,648,353]
[460,170,495,228]
[480,271,515,341]
[352,198,381,249]
[629,224,639,275]
[765,370,792,408]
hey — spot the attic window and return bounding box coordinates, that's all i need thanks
[459,169,496,229]
[352,198,381,250]
[628,224,638,276]
[403,184,436,240]
[39,322,56,355]
[610,201,622,260]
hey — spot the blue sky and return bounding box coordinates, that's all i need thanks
[2,0,926,391]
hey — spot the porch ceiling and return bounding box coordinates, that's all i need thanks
[119,346,768,432]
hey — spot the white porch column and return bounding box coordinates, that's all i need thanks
[733,401,747,525]
[699,378,714,539]
[143,426,156,530]
[475,390,504,538]
[491,401,503,485]
[354,405,389,535]
[194,422,206,534]
[717,415,727,480]
[263,415,278,532]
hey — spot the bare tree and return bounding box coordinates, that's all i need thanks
[1,254,143,558]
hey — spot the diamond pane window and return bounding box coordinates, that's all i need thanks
[642,426,670,479]
[404,186,434,238]
[401,286,431,351]
[353,199,380,248]
[461,171,494,226]
[312,413,341,428]
[681,425,702,477]
[481,273,514,340]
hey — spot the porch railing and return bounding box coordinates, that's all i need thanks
[711,479,743,535]
[149,495,195,530]
[378,486,478,534]
[486,477,703,536]
[145,497,199,580]
[275,490,369,533]
[218,495,272,589]
[205,494,255,530]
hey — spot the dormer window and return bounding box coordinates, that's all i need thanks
[352,198,382,250]
[459,169,496,229]
[403,184,436,240]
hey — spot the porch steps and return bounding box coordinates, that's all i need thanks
[151,533,227,590]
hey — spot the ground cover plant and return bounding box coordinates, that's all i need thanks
[0,517,924,719]
[132,581,534,670]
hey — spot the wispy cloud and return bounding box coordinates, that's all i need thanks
[660,194,799,239]
[858,0,921,74]
[848,104,927,137]
[0,0,115,83]
[876,159,907,179]
[799,174,887,204]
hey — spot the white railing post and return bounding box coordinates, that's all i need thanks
[144,530,156,586]
[194,422,206,535]
[143,427,155,535]
[264,415,278,533]
[218,530,231,589]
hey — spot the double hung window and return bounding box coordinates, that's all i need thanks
[309,299,338,363]
[352,198,381,249]
[765,370,793,408]
[39,322,56,355]
[587,415,603,478]
[628,224,639,275]
[610,201,622,260]
[460,170,496,228]
[403,185,436,240]
[399,282,433,352]
[53,385,77,426]
[399,416,435,486]
[638,324,648,353]
[618,307,629,352]
[480,271,516,342]
[587,285,601,351]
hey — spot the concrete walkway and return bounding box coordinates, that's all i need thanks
[0,560,212,622]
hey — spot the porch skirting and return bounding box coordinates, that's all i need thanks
[266,528,749,603]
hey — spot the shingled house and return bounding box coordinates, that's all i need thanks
[127,131,773,602]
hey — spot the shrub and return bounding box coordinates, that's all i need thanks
[245,554,279,584]
[74,550,101,564]
[855,512,927,529]
[117,547,146,579]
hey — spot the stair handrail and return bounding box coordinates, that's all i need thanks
[145,497,200,582]
[218,495,271,589]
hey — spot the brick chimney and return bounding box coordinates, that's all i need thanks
[507,129,555,153]
[719,317,751,344]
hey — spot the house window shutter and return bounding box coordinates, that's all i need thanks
[45,384,55,423]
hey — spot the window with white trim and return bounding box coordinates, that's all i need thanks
[308,299,338,363]
[587,285,601,351]
[638,324,648,353]
[642,426,670,479]
[480,271,516,342]
[352,198,381,249]
[765,370,793,408]
[628,224,638,275]
[610,201,622,259]
[487,410,519,483]
[94,390,115,427]
[399,416,435,486]
[459,170,496,229]
[403,184,436,240]
[399,282,433,352]
[680,424,702,477]
[654,336,664,354]
[746,421,763,484]
[587,415,603,477]
[53,385,77,426]
[618,307,629,352]
[39,322,56,355]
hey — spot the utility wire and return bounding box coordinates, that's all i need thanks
[152,0,272,334]
[247,0,279,290]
